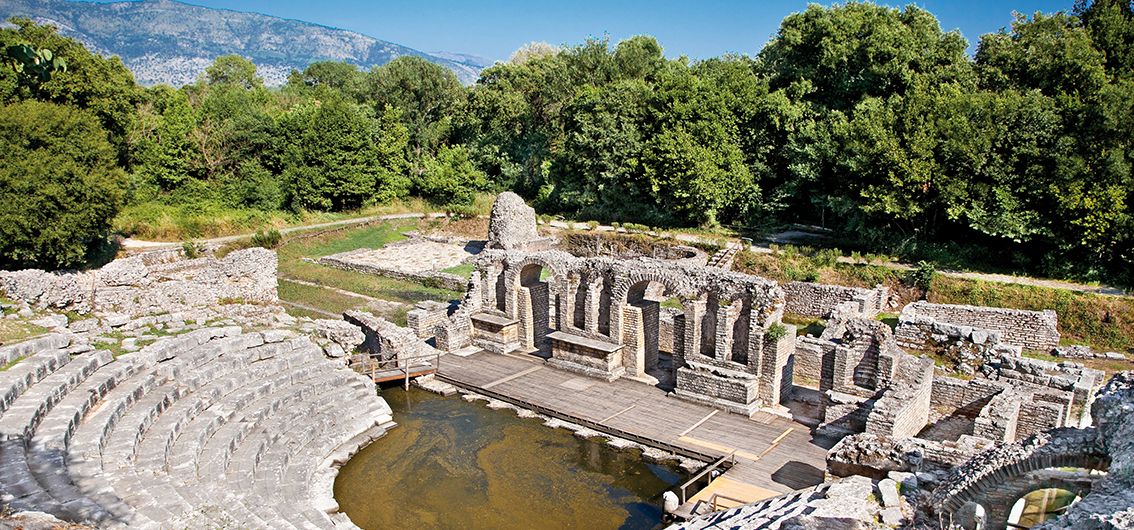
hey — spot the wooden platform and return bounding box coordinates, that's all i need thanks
[436,351,836,507]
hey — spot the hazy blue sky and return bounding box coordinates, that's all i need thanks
[78,0,1075,61]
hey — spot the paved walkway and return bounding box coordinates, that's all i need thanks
[436,351,835,501]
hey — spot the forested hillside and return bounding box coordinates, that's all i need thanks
[1,1,1132,287]
[0,0,488,85]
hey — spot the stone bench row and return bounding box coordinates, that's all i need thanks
[0,327,393,529]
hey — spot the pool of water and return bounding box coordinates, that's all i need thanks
[334,387,685,530]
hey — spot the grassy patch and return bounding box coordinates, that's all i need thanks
[876,312,899,331]
[441,262,476,279]
[114,194,495,242]
[0,319,46,348]
[782,313,827,337]
[278,280,369,316]
[276,221,463,313]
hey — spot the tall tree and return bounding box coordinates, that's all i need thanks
[0,100,126,269]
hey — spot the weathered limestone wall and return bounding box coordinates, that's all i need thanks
[343,310,438,366]
[827,432,994,479]
[792,336,833,388]
[405,300,450,339]
[897,301,1060,351]
[865,356,935,438]
[0,248,278,316]
[317,248,467,291]
[783,282,888,318]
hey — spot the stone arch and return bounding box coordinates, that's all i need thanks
[502,255,564,354]
[933,429,1110,530]
[608,271,688,378]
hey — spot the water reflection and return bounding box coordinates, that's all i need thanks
[334,388,684,530]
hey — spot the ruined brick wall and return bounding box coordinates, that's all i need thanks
[865,356,934,438]
[658,306,681,353]
[675,367,758,406]
[897,301,1059,351]
[406,301,450,338]
[931,377,1007,416]
[0,248,278,316]
[793,336,834,388]
[783,282,889,318]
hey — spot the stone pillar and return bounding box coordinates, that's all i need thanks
[714,300,741,363]
[684,300,706,361]
[529,282,551,353]
[518,287,535,350]
[622,305,645,377]
[672,313,686,368]
[758,324,795,406]
[640,301,659,371]
[564,275,582,332]
[584,278,602,335]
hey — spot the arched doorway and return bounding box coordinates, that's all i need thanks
[622,279,680,389]
[516,262,557,357]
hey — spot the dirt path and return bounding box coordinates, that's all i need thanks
[543,220,1128,297]
[125,214,1126,298]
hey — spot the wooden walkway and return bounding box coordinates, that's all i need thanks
[436,351,836,509]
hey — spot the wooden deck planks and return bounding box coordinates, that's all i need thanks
[437,351,832,495]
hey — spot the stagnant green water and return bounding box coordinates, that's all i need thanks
[334,388,685,530]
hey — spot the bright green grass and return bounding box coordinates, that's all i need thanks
[276,221,463,311]
[441,262,476,279]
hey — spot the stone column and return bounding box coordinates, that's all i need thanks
[758,324,796,406]
[714,299,739,363]
[684,300,706,362]
[622,305,645,377]
[640,301,660,371]
[584,277,602,335]
[518,287,535,350]
[672,313,686,368]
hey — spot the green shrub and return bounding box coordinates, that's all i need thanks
[906,260,937,292]
[181,241,201,259]
[250,229,282,249]
[0,101,126,269]
[766,323,789,342]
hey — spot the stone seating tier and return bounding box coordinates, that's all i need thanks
[0,327,393,529]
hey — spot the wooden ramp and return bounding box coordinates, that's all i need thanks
[436,351,834,509]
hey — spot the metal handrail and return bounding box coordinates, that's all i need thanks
[679,450,736,504]
[360,352,443,390]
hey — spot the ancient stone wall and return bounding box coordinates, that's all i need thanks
[865,356,935,438]
[827,432,994,479]
[792,336,833,388]
[405,300,451,339]
[317,249,467,291]
[0,248,278,316]
[783,282,889,318]
[897,301,1060,351]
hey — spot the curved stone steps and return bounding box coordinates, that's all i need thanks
[0,328,394,529]
[0,345,72,414]
[137,343,325,475]
[0,350,113,442]
[232,379,379,529]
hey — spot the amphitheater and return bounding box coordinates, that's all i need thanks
[0,192,1130,529]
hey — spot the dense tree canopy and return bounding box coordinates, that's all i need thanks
[1,1,1133,286]
[0,100,126,269]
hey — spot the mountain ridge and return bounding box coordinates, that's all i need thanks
[0,0,492,86]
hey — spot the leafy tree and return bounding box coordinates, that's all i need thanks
[1,18,142,163]
[1075,0,1134,77]
[280,99,409,211]
[418,144,488,207]
[204,54,262,89]
[0,100,126,269]
[286,61,366,101]
[759,3,971,112]
[367,56,465,161]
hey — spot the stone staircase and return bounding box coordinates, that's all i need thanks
[0,327,394,529]
[706,245,740,270]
